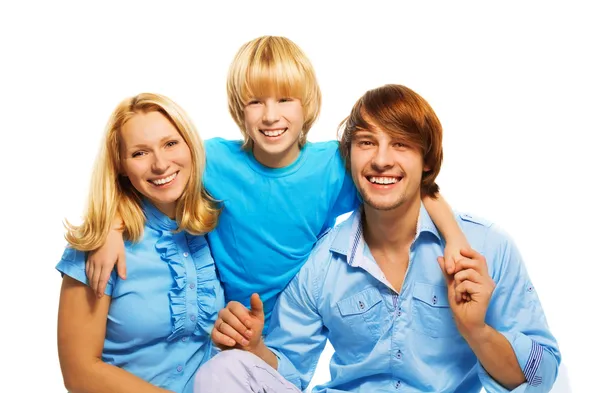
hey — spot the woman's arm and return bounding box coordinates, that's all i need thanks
[57,276,172,393]
[423,193,470,274]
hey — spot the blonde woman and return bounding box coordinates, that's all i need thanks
[56,93,223,393]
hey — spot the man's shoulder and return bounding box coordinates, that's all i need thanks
[454,211,513,251]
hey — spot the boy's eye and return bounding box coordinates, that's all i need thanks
[246,99,261,105]
[393,142,406,148]
[279,97,293,103]
[358,140,374,146]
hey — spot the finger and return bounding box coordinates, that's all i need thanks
[460,248,487,268]
[86,258,93,283]
[455,280,481,299]
[437,257,452,284]
[454,257,485,275]
[444,255,456,275]
[453,268,482,287]
[211,322,237,347]
[91,264,102,298]
[215,319,250,347]
[220,306,253,338]
[116,253,127,280]
[250,293,264,319]
[97,266,112,298]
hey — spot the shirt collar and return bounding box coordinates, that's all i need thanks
[330,202,443,266]
[142,198,178,232]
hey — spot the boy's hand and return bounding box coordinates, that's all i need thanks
[441,239,470,275]
[86,228,126,298]
[211,294,264,352]
[437,248,495,337]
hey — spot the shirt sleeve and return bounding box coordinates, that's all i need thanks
[264,252,329,391]
[55,246,116,296]
[478,228,561,392]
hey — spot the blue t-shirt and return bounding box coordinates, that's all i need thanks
[204,138,359,330]
[56,200,224,393]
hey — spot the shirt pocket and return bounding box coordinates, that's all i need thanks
[337,287,384,341]
[411,282,460,338]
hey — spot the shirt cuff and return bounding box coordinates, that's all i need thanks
[477,331,554,392]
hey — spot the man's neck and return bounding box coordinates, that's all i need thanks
[363,197,421,253]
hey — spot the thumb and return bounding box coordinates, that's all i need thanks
[116,253,127,280]
[437,257,451,284]
[250,293,264,319]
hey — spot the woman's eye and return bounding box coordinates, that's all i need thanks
[166,140,178,148]
[132,151,145,158]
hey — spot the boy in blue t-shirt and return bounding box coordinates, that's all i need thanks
[86,36,469,331]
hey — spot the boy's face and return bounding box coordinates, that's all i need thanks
[350,122,427,212]
[243,96,304,168]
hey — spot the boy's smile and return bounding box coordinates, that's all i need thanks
[244,96,305,168]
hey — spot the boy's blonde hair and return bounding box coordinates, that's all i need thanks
[65,93,220,251]
[227,36,322,149]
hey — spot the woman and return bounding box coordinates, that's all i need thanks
[56,93,223,393]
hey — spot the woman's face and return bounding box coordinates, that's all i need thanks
[119,111,192,218]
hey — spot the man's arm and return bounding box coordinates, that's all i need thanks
[440,233,560,392]
[58,276,173,393]
[212,253,329,390]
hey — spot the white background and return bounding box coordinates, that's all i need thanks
[1,1,597,392]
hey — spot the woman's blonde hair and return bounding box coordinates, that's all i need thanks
[65,93,220,251]
[227,35,322,149]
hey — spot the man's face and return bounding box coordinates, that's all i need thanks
[350,123,427,211]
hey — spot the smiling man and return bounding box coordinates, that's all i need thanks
[194,84,561,393]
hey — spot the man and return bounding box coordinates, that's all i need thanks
[194,84,560,393]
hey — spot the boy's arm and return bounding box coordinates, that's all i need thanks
[58,276,173,393]
[86,217,126,298]
[423,193,470,274]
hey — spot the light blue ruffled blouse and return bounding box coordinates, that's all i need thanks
[56,200,224,393]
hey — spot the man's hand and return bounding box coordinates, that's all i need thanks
[86,228,126,298]
[211,294,265,352]
[437,248,495,337]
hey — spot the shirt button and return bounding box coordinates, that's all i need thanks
[397,309,402,317]
[190,314,196,322]
[183,252,189,257]
[395,381,401,389]
[182,336,187,342]
[176,365,183,372]
[358,301,365,309]
[189,283,196,289]
[396,350,402,359]
[432,295,438,305]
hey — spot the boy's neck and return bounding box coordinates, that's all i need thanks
[252,144,301,168]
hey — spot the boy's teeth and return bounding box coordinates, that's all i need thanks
[263,129,285,137]
[368,176,398,185]
[152,172,177,185]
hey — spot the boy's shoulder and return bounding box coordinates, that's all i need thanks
[304,140,340,156]
[205,137,243,154]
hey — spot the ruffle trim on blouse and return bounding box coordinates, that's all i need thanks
[155,230,223,341]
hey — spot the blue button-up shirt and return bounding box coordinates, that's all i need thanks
[265,206,560,393]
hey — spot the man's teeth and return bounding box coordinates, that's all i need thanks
[262,129,286,137]
[152,172,177,185]
[368,176,398,185]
